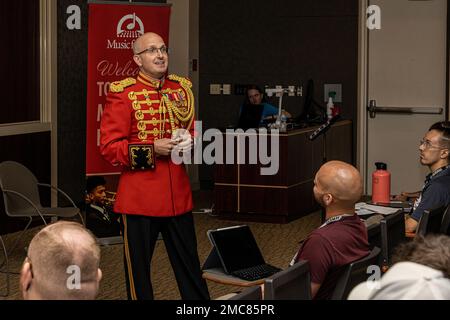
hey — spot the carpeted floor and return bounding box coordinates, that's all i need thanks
[0,191,321,300]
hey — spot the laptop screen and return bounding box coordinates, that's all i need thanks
[207,225,266,274]
[238,104,263,129]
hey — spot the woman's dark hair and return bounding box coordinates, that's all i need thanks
[244,84,268,104]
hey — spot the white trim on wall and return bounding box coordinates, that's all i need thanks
[357,0,369,193]
[0,122,51,137]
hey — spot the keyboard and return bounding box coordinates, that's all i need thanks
[231,264,282,281]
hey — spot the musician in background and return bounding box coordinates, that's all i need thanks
[85,176,121,238]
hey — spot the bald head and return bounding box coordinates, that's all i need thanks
[315,161,363,206]
[133,32,164,54]
[22,221,101,300]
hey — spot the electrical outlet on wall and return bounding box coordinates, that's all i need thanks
[222,84,231,95]
[324,84,342,102]
[288,86,295,96]
[210,84,221,95]
[275,85,283,97]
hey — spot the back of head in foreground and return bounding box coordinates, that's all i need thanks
[20,221,102,300]
[348,235,450,300]
[315,160,363,215]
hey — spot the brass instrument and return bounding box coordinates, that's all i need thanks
[104,191,117,208]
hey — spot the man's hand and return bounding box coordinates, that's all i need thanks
[172,129,193,153]
[391,191,420,201]
[405,217,418,233]
[154,138,178,156]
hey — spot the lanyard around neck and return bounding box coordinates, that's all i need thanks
[319,213,354,229]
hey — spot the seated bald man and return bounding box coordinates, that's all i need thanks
[20,221,102,300]
[291,161,369,299]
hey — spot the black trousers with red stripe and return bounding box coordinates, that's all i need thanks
[121,212,210,300]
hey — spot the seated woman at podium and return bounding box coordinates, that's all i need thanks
[241,85,291,125]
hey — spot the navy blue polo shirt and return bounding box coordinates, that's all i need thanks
[411,165,450,221]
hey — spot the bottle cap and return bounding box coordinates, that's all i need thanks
[375,162,387,170]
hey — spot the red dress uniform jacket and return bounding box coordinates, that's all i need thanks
[100,72,195,217]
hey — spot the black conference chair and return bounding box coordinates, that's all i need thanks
[416,206,447,236]
[439,205,450,235]
[228,285,262,300]
[367,222,382,251]
[264,260,311,300]
[330,246,381,300]
[0,161,84,264]
[380,211,406,267]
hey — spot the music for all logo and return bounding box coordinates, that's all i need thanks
[117,13,144,38]
[107,12,144,50]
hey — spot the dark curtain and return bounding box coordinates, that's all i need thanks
[0,1,40,124]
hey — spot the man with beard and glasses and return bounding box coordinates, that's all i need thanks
[290,161,369,299]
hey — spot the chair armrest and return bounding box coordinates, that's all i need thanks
[1,189,47,224]
[37,183,77,208]
[36,183,84,225]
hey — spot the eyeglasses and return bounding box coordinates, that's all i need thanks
[419,139,448,150]
[136,46,169,56]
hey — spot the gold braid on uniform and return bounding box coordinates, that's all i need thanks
[158,75,195,138]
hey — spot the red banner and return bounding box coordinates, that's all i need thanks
[86,3,171,175]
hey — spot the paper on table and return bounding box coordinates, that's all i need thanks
[356,208,376,216]
[356,203,399,215]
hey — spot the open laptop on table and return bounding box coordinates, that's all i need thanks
[204,225,281,281]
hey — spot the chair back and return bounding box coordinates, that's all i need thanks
[367,222,382,251]
[264,260,311,300]
[439,205,450,235]
[417,206,447,236]
[331,246,381,300]
[0,161,42,216]
[229,285,262,300]
[380,211,405,266]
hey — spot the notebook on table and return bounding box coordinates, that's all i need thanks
[203,225,281,281]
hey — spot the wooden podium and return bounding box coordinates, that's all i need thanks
[214,120,352,223]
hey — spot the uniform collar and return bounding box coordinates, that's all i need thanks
[90,204,105,214]
[137,71,165,89]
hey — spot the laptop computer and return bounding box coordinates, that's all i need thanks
[237,104,264,129]
[204,225,281,281]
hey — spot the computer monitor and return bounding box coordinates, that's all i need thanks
[296,79,326,124]
[237,104,263,129]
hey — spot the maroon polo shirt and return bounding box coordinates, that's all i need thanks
[295,214,369,300]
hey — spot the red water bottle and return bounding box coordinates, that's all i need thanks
[372,162,390,204]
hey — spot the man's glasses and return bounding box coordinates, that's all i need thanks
[419,139,448,150]
[136,46,169,56]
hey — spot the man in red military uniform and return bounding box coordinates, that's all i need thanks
[100,32,209,300]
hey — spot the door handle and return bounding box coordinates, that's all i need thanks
[367,100,443,119]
